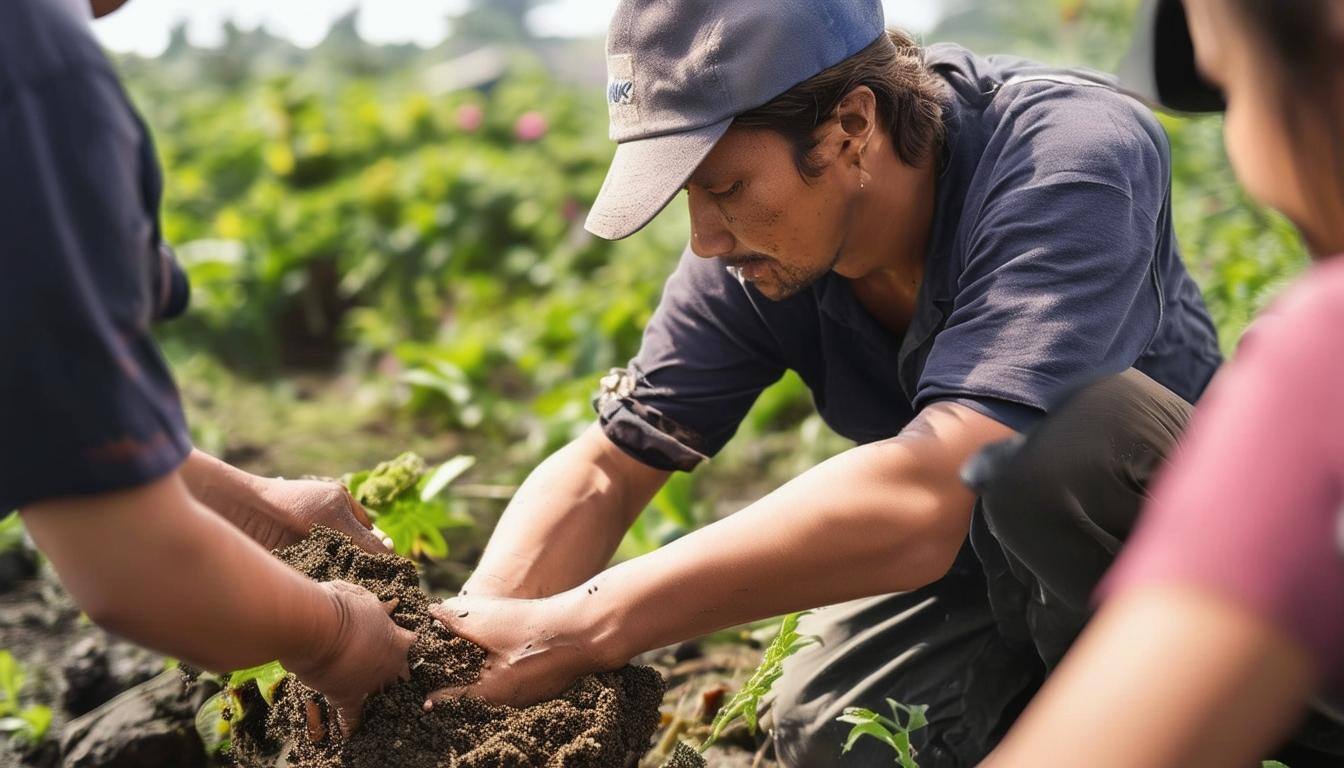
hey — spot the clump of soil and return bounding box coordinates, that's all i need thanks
[230,527,663,768]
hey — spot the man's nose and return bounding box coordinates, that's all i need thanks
[687,191,736,259]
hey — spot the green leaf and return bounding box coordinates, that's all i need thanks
[420,455,476,501]
[228,660,288,706]
[195,691,232,755]
[842,721,898,754]
[701,612,821,751]
[352,452,427,508]
[0,652,23,715]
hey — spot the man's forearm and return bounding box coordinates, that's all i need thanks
[574,402,1013,666]
[467,425,668,598]
[21,474,341,673]
[179,448,267,525]
[579,438,972,664]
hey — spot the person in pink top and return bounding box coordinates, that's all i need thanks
[985,0,1344,766]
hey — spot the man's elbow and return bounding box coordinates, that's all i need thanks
[884,495,973,589]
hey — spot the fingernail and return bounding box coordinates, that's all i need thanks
[456,610,469,618]
[423,699,434,712]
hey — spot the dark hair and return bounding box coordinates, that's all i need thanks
[1230,0,1344,236]
[732,29,947,178]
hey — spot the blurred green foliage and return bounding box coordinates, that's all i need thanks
[122,0,1306,561]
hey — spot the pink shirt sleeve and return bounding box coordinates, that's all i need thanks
[1101,257,1344,685]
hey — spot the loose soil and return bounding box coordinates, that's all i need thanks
[229,526,664,768]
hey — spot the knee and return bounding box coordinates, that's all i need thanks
[978,369,1191,539]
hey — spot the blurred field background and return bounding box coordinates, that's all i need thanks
[119,0,1306,561]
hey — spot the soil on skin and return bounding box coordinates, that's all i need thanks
[231,526,663,768]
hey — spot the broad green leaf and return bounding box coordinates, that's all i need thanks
[228,660,288,706]
[195,691,232,755]
[420,455,476,501]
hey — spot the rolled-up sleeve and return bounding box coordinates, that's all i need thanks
[595,247,786,471]
[0,70,191,512]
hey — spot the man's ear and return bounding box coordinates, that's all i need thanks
[833,85,878,165]
[91,0,131,19]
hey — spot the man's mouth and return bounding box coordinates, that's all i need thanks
[722,255,771,283]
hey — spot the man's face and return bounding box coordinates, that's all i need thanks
[91,0,131,18]
[683,127,855,301]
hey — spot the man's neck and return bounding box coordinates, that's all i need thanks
[837,154,939,333]
[838,154,937,285]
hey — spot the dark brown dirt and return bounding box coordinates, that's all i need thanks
[230,526,663,768]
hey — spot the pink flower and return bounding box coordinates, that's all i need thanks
[561,197,582,223]
[456,103,484,133]
[513,111,548,142]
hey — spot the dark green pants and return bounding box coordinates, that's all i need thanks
[770,370,1344,767]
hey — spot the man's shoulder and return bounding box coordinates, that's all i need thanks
[983,64,1169,196]
[1,0,108,88]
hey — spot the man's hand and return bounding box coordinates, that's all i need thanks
[181,450,388,553]
[246,476,388,553]
[284,581,417,736]
[422,592,620,709]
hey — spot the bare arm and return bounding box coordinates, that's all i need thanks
[985,585,1315,768]
[178,448,387,554]
[20,473,414,728]
[463,424,670,599]
[430,402,1014,706]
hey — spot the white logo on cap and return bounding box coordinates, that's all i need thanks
[608,80,634,105]
[606,53,639,129]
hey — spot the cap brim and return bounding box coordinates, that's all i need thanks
[1119,0,1224,113]
[584,118,732,240]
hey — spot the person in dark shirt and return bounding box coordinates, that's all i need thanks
[407,2,1337,766]
[1,0,413,733]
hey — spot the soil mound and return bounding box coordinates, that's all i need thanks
[230,527,663,768]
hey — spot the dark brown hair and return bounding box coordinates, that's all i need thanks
[1230,0,1344,237]
[732,29,948,178]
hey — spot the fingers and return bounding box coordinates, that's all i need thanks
[344,519,393,555]
[304,698,326,743]
[422,685,469,712]
[343,488,375,529]
[333,695,364,738]
[428,600,479,643]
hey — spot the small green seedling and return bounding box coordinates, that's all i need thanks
[195,660,289,755]
[701,611,820,751]
[837,699,929,768]
[345,452,475,560]
[0,651,52,749]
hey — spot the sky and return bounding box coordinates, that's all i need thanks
[93,0,944,56]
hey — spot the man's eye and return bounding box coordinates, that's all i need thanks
[710,181,742,199]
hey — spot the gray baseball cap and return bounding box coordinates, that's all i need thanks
[1119,0,1224,113]
[584,0,887,240]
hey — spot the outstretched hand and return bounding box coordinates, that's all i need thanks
[423,592,622,710]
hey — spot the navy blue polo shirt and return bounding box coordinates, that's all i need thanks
[597,44,1223,472]
[1,0,192,512]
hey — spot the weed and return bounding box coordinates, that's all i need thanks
[837,699,929,768]
[700,611,820,751]
[0,651,52,749]
[345,451,475,559]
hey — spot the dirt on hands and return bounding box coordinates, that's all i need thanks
[228,526,663,768]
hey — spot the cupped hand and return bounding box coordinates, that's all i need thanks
[248,477,389,554]
[423,592,623,710]
[285,581,417,737]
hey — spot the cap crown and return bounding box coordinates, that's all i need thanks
[604,0,887,142]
